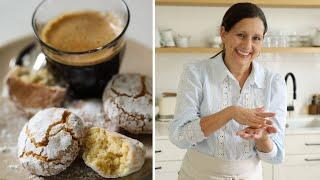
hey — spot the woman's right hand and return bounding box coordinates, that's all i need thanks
[232,106,275,128]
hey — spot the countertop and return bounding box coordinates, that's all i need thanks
[156,115,320,137]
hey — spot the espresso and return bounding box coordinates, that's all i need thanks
[39,10,127,98]
[41,11,124,66]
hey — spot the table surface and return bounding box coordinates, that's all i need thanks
[0,96,152,180]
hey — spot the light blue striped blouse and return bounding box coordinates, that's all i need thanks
[169,53,287,164]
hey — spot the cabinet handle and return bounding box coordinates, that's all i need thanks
[305,143,320,146]
[305,158,320,161]
[155,166,162,170]
[155,150,162,153]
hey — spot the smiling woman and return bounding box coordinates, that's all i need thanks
[222,18,264,70]
[168,2,287,180]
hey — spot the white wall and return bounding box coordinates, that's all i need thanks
[156,6,320,115]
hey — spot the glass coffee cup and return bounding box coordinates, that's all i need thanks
[32,0,130,98]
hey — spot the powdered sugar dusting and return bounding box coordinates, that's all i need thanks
[66,99,120,132]
[17,108,84,176]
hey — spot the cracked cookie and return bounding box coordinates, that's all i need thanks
[66,99,120,132]
[6,66,67,116]
[17,108,84,176]
[82,127,145,178]
[102,73,152,134]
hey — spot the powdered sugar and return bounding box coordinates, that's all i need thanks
[66,98,120,132]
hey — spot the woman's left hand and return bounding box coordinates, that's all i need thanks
[236,123,277,141]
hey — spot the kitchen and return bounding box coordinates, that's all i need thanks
[155,1,320,179]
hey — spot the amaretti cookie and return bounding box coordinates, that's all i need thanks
[103,73,152,134]
[17,108,84,176]
[66,99,120,132]
[6,66,66,116]
[82,127,145,178]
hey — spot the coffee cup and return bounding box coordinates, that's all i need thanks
[32,0,130,98]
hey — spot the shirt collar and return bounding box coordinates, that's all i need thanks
[212,53,265,88]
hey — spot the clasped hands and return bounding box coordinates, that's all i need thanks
[233,106,277,142]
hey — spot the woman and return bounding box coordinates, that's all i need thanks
[169,2,287,180]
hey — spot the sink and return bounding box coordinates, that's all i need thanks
[286,119,320,129]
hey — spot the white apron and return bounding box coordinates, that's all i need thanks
[178,149,263,180]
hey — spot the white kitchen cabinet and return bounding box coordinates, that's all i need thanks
[274,154,320,180]
[155,136,186,180]
[155,160,183,179]
[273,133,320,180]
[156,138,186,161]
[285,134,320,155]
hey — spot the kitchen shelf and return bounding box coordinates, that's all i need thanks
[155,0,320,8]
[156,47,320,54]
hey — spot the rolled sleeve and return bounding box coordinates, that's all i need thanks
[256,140,278,160]
[258,73,287,164]
[168,64,206,149]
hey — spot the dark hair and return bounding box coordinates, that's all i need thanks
[211,3,267,59]
[222,2,268,35]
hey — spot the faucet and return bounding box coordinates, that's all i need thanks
[285,72,296,115]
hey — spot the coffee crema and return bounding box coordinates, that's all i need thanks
[40,11,125,66]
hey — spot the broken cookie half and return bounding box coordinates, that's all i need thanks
[82,127,145,178]
[6,66,67,116]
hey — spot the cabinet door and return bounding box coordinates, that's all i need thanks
[286,134,320,155]
[156,139,186,161]
[262,161,273,180]
[274,154,320,180]
[155,161,182,180]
